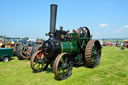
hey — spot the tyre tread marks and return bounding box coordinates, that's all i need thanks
[85,40,96,68]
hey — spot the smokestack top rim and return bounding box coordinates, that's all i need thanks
[50,4,58,6]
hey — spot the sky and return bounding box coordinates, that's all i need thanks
[0,0,128,39]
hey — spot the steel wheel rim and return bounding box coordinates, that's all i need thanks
[53,53,73,80]
[20,45,29,59]
[30,50,46,72]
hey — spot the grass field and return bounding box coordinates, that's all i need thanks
[0,47,128,85]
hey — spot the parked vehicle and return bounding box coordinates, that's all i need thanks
[30,4,101,80]
[16,41,43,60]
[0,48,13,62]
[124,40,128,48]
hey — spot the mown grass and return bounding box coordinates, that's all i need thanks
[0,47,128,85]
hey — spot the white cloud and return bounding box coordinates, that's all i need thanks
[99,24,108,27]
[124,25,128,28]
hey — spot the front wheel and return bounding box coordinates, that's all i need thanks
[30,50,47,72]
[53,53,73,80]
[3,57,9,62]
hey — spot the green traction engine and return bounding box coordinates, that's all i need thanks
[30,4,102,80]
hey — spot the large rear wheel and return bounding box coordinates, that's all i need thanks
[85,40,101,68]
[53,53,73,80]
[16,44,32,60]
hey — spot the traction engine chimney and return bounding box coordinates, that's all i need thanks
[50,4,58,34]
